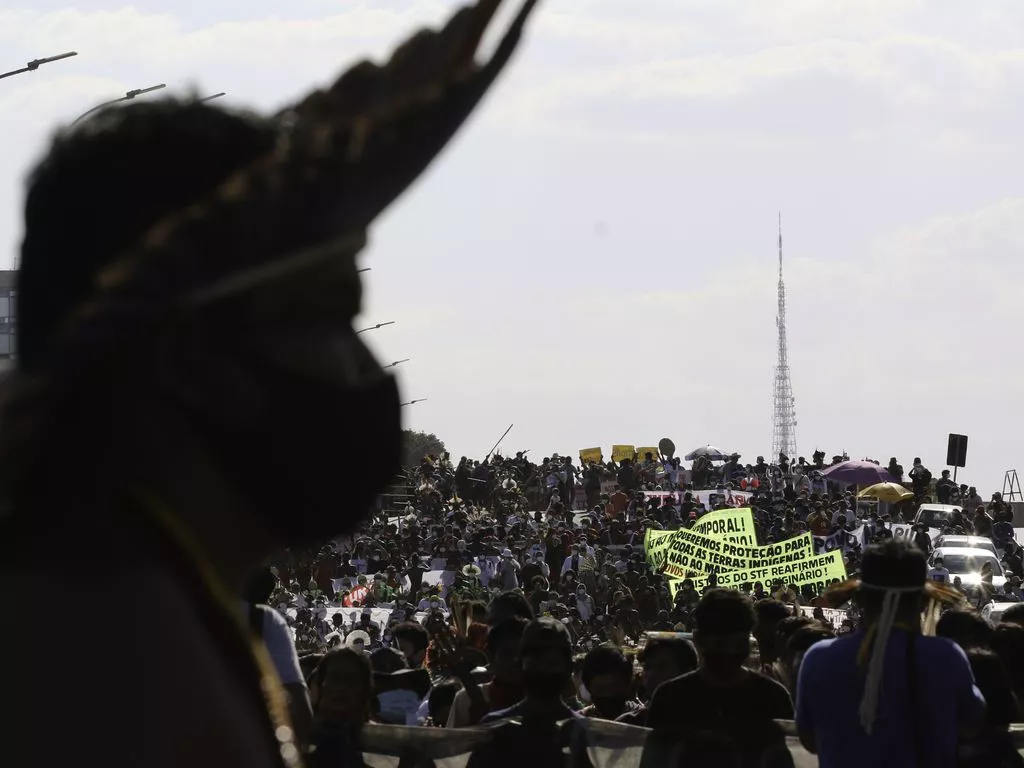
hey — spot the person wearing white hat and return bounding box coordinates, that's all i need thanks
[498,548,521,591]
[345,630,372,651]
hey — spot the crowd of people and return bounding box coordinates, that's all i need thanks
[252,448,1024,767]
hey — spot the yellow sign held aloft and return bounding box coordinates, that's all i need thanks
[611,445,636,463]
[636,447,661,462]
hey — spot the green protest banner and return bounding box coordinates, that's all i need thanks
[670,549,848,595]
[691,507,757,546]
[645,508,758,570]
[662,530,815,580]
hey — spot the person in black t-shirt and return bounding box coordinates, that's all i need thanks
[618,636,698,728]
[641,589,794,768]
[616,459,637,493]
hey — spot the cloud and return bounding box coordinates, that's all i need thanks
[507,35,1024,138]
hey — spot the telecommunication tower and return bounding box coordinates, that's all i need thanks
[771,214,798,461]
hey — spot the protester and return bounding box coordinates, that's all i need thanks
[307,648,376,767]
[796,539,987,768]
[958,649,1023,767]
[447,617,528,727]
[0,4,550,768]
[618,635,698,727]
[640,590,795,767]
[243,567,314,747]
[578,646,640,720]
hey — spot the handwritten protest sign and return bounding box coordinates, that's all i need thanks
[579,447,603,465]
[611,445,636,463]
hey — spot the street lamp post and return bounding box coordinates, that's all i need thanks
[355,321,395,335]
[400,399,427,407]
[71,83,167,125]
[1,51,78,81]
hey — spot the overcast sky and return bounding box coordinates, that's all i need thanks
[2,1,1021,495]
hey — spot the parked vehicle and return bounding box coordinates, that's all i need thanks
[982,602,1018,624]
[932,535,997,556]
[914,504,963,530]
[928,546,1006,591]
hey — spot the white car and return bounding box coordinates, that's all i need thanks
[929,547,1007,591]
[932,535,997,556]
[982,602,1019,624]
[914,504,963,530]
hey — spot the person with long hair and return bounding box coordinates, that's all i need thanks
[796,539,987,768]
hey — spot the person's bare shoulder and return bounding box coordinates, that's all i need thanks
[0,559,281,768]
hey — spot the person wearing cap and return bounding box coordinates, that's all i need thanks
[796,539,986,767]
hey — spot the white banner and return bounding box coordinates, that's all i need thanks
[798,606,850,632]
[888,524,940,543]
[640,489,753,509]
[812,525,866,555]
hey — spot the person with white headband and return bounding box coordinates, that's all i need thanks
[795,539,986,768]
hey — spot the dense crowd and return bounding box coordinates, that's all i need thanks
[249,449,1024,767]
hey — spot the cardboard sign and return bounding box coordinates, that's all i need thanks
[611,445,636,463]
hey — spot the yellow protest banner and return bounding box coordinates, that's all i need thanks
[645,509,757,569]
[670,549,848,595]
[611,445,636,463]
[645,529,674,570]
[636,447,661,462]
[662,529,815,580]
[579,447,603,465]
[691,508,757,547]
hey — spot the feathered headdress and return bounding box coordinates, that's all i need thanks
[0,0,540,485]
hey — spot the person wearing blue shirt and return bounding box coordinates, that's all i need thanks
[796,540,986,768]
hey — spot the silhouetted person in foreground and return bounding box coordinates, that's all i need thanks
[0,2,540,767]
[796,539,986,768]
[642,588,794,768]
[471,618,583,768]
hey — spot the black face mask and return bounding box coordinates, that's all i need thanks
[522,670,567,700]
[183,349,401,547]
